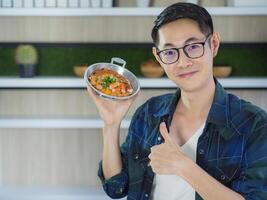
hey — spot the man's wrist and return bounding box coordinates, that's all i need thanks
[103,123,121,136]
[176,156,196,180]
[104,123,120,128]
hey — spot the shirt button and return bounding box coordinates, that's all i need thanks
[157,136,162,141]
[198,149,204,155]
[145,193,149,198]
[134,154,139,160]
[221,175,226,180]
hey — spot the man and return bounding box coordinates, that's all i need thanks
[87,2,267,200]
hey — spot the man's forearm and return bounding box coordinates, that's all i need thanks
[102,124,122,180]
[180,159,245,200]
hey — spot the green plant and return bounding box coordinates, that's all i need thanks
[15,45,38,65]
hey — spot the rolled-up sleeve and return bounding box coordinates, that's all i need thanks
[231,112,267,199]
[98,160,129,198]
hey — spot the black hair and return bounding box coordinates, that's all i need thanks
[151,2,214,45]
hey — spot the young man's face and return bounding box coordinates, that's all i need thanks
[153,18,220,93]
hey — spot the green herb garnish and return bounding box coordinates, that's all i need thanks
[102,76,116,89]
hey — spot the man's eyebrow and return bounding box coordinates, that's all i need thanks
[184,37,202,44]
[162,37,203,48]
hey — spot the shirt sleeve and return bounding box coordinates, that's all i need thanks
[97,105,145,199]
[231,111,267,200]
[97,146,129,198]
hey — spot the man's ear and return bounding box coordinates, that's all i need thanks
[211,32,220,57]
[152,47,162,64]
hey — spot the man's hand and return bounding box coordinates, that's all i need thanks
[87,86,139,127]
[148,122,189,176]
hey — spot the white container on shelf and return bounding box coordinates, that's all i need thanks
[69,0,79,7]
[91,0,101,8]
[2,0,12,7]
[102,0,113,8]
[226,0,267,6]
[185,0,199,4]
[46,0,56,7]
[57,0,67,7]
[13,0,23,7]
[35,0,44,7]
[24,0,34,7]
[136,0,150,7]
[80,0,90,8]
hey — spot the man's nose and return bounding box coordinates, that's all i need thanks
[176,50,191,68]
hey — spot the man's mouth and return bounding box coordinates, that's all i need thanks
[177,71,198,78]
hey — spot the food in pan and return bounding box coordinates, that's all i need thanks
[89,68,133,97]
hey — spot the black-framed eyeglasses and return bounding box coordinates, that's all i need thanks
[156,34,212,64]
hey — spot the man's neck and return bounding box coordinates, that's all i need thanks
[178,78,216,118]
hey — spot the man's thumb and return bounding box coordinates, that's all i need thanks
[159,122,172,143]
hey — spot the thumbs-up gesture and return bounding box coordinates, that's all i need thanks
[148,122,190,176]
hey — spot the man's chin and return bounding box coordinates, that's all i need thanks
[170,78,199,92]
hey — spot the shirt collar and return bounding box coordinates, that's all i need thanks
[152,88,180,119]
[206,78,230,128]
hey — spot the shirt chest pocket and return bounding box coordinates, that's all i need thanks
[207,156,242,185]
[206,135,243,184]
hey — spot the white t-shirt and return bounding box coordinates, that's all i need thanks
[150,123,205,200]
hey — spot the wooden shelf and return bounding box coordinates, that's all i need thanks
[0,117,131,129]
[0,77,267,89]
[0,7,267,16]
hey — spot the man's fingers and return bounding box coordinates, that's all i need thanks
[159,122,173,144]
[86,85,94,96]
[87,86,100,101]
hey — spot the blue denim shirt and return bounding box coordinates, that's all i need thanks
[98,80,267,200]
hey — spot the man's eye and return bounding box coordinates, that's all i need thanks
[188,44,201,51]
[163,50,176,56]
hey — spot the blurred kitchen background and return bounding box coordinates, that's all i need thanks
[0,0,267,199]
